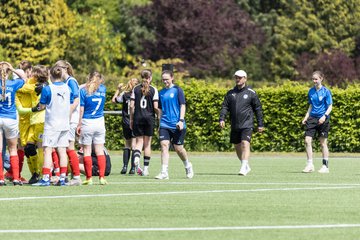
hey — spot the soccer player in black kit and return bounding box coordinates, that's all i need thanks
[219,70,264,176]
[112,78,139,174]
[129,69,159,176]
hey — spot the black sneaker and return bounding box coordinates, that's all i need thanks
[13,180,23,186]
[128,166,135,175]
[120,166,127,174]
[28,173,40,184]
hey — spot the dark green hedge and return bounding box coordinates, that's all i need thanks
[104,81,360,152]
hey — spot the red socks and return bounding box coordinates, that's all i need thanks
[67,150,80,176]
[10,155,19,181]
[97,155,106,178]
[17,149,25,174]
[84,156,92,179]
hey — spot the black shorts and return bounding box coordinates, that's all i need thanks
[230,128,253,144]
[122,123,134,140]
[133,122,154,137]
[305,116,330,138]
[159,128,186,145]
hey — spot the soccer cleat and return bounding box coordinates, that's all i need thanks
[68,178,82,186]
[128,166,135,175]
[82,178,93,185]
[0,180,6,186]
[32,179,51,186]
[302,164,315,173]
[155,172,169,180]
[99,178,108,185]
[13,180,23,186]
[238,164,251,176]
[120,166,127,174]
[318,165,329,173]
[142,168,149,176]
[137,166,143,176]
[55,178,67,186]
[185,163,194,179]
[28,173,40,185]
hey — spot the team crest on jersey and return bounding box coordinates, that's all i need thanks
[319,96,323,101]
[232,93,236,97]
[170,93,175,98]
[243,94,248,99]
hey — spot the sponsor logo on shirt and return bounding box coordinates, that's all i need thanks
[243,94,248,99]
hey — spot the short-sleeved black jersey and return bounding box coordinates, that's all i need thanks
[121,91,131,126]
[219,86,264,130]
[131,84,159,125]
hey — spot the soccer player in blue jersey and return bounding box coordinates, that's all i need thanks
[155,70,194,180]
[76,71,107,185]
[302,71,333,173]
[55,60,81,185]
[0,61,27,185]
[112,78,138,174]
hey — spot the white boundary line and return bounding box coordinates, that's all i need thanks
[0,186,358,201]
[108,181,360,186]
[1,224,360,233]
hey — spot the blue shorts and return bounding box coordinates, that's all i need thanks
[159,128,186,145]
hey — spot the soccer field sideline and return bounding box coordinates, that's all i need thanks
[2,153,360,240]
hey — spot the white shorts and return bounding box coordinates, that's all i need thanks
[68,122,77,142]
[0,118,19,139]
[42,130,70,148]
[79,117,106,145]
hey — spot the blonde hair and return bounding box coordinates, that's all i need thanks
[124,78,138,92]
[55,60,74,77]
[86,71,104,95]
[0,64,6,101]
[140,69,152,96]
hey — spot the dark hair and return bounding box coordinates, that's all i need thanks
[140,69,152,96]
[32,65,49,84]
[19,60,32,71]
[50,65,63,81]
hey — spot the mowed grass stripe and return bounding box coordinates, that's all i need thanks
[2,224,360,233]
[0,185,359,201]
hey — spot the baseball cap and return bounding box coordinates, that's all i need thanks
[234,70,247,78]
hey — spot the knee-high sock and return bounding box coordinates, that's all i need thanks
[36,148,44,177]
[10,155,19,181]
[97,155,106,178]
[67,150,80,177]
[123,148,131,167]
[0,154,4,180]
[84,156,92,179]
[52,150,60,176]
[17,149,25,176]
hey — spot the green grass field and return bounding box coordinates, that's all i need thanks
[1,151,360,240]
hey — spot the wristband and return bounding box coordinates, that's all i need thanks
[325,114,329,119]
[179,119,185,122]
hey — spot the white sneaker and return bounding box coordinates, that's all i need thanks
[318,165,329,173]
[155,172,169,180]
[185,163,194,179]
[302,164,315,173]
[142,168,149,176]
[238,164,251,176]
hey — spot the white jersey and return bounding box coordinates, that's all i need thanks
[43,83,71,131]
